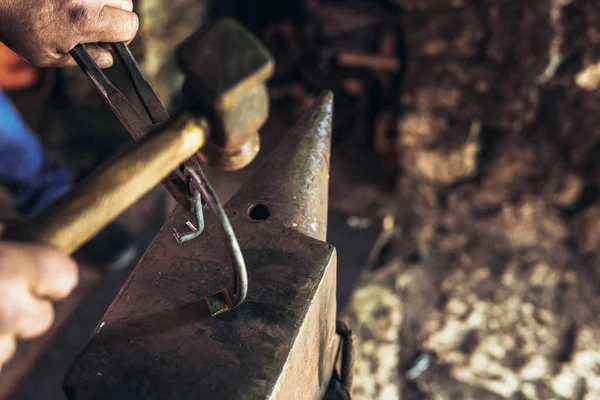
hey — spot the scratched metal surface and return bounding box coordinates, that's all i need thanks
[64,92,337,399]
[63,208,335,399]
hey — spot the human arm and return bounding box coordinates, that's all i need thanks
[0,0,138,68]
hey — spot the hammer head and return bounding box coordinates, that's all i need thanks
[177,19,275,171]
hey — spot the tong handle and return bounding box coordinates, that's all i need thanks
[110,42,170,126]
[70,43,169,140]
[70,44,152,140]
[70,43,196,210]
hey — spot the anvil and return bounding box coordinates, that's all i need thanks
[62,92,346,399]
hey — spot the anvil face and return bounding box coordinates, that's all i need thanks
[64,92,337,400]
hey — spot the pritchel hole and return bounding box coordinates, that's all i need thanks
[248,204,270,221]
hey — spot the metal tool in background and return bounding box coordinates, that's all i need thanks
[65,91,341,400]
[7,19,275,315]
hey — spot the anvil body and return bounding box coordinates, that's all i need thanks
[64,92,338,400]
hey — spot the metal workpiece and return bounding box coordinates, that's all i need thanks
[178,19,275,170]
[63,91,337,400]
[7,116,207,255]
[184,166,248,316]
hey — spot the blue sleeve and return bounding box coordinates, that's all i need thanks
[0,91,72,216]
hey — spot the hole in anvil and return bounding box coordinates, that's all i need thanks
[248,204,271,221]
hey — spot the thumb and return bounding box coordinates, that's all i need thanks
[0,335,16,371]
[0,243,78,301]
[80,6,139,44]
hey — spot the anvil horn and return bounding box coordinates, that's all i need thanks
[227,90,333,241]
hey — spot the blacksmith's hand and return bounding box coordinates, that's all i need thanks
[0,242,78,373]
[0,0,138,68]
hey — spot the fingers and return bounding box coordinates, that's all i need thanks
[0,0,137,69]
[81,6,139,45]
[19,1,138,68]
[56,44,114,69]
[0,335,16,370]
[28,246,79,301]
[0,243,78,301]
[0,243,77,370]
[14,285,54,339]
[0,284,21,336]
[0,282,54,340]
[103,0,134,12]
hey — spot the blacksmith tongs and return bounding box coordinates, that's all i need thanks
[8,42,249,315]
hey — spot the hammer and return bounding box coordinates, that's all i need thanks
[6,19,274,313]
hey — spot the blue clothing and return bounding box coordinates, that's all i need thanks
[0,91,71,216]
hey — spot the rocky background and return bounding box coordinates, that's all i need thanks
[18,0,600,399]
[334,1,600,399]
[224,0,600,398]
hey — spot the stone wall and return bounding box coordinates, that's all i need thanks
[344,1,600,399]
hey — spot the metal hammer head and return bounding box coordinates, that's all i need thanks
[177,19,275,171]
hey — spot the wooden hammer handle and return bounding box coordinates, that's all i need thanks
[6,118,206,254]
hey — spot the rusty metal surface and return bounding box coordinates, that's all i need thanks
[63,91,336,399]
[178,19,275,170]
[6,115,207,255]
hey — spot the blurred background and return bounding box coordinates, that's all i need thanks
[2,0,600,399]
